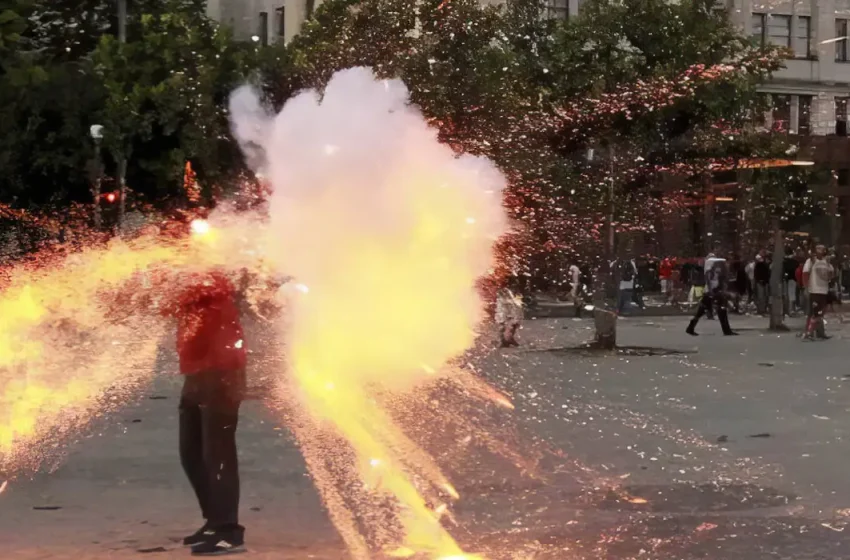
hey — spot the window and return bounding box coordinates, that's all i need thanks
[767,14,792,48]
[258,11,269,46]
[796,16,811,58]
[798,95,812,135]
[837,19,849,62]
[276,7,285,38]
[771,94,791,132]
[751,13,765,44]
[306,0,315,19]
[547,0,568,19]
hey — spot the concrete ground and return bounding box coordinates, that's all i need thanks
[2,314,850,559]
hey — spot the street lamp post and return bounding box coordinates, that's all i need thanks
[90,124,104,230]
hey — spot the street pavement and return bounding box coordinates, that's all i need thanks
[2,314,850,559]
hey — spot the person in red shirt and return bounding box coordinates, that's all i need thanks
[659,257,673,304]
[160,269,248,555]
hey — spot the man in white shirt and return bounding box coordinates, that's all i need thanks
[744,258,755,305]
[803,244,832,340]
[569,263,583,318]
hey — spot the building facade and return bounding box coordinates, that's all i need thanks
[205,0,315,44]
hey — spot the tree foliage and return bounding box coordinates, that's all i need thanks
[0,0,253,219]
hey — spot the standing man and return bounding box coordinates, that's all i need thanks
[745,256,756,307]
[659,256,673,304]
[617,257,638,315]
[568,262,583,318]
[686,253,737,336]
[161,270,248,555]
[631,256,648,310]
[803,245,833,340]
[782,248,799,316]
[496,283,524,347]
[754,253,770,315]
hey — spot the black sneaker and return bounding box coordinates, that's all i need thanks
[191,536,246,556]
[183,525,215,547]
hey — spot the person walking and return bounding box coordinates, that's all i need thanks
[161,270,248,555]
[686,254,737,336]
[631,256,648,310]
[690,259,710,318]
[803,245,833,341]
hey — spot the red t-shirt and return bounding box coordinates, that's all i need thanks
[162,271,247,375]
[659,259,673,279]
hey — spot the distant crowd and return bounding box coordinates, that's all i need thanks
[619,247,849,316]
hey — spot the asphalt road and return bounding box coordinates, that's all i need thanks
[2,314,850,559]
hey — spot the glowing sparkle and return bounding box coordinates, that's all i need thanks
[190,219,211,236]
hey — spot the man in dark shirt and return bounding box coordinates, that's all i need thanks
[782,249,800,316]
[754,254,770,315]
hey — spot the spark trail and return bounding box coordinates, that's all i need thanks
[0,220,269,474]
[230,67,509,558]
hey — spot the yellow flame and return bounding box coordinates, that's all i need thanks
[277,156,503,558]
[0,222,268,469]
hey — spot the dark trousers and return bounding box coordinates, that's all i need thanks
[179,370,246,535]
[631,286,646,309]
[688,290,732,335]
[806,293,828,338]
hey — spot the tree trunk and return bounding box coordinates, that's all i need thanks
[91,177,102,230]
[769,217,788,331]
[116,156,127,233]
[88,154,103,230]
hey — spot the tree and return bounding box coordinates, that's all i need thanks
[91,0,254,228]
[257,0,786,345]
[737,161,828,330]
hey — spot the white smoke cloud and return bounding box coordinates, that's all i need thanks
[228,64,509,558]
[228,84,273,173]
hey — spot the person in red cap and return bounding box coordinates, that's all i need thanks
[160,269,248,555]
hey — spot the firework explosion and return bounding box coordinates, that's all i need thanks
[229,67,508,558]
[0,65,510,559]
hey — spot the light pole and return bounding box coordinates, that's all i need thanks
[90,124,104,230]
